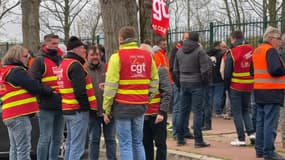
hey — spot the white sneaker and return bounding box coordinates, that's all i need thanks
[249,134,255,145]
[230,139,246,146]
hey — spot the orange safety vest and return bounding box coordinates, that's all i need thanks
[115,48,152,104]
[230,44,254,91]
[0,65,38,121]
[253,43,285,89]
[58,58,97,111]
[153,49,174,83]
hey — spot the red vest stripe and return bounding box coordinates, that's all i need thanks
[0,65,38,121]
[230,44,254,91]
[115,48,152,104]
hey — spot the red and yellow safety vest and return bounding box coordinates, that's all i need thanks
[253,43,285,89]
[115,48,152,104]
[42,57,60,90]
[230,44,254,91]
[0,65,38,121]
[146,93,160,115]
[59,58,97,111]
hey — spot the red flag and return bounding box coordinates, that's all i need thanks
[152,0,170,37]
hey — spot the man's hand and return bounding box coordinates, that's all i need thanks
[104,115,111,124]
[155,114,164,124]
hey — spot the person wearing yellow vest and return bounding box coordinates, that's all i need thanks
[29,34,64,160]
[224,31,255,146]
[103,26,159,160]
[252,26,285,160]
[140,43,172,160]
[0,45,55,160]
[58,36,97,160]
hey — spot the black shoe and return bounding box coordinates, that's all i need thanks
[184,133,194,139]
[202,126,212,131]
[264,152,285,160]
[194,142,210,148]
[177,140,186,146]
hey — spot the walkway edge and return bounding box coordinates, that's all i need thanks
[167,149,224,160]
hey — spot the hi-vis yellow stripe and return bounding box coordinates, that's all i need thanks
[117,89,149,94]
[150,98,160,104]
[2,97,37,109]
[62,96,96,104]
[232,72,250,77]
[60,83,93,94]
[2,89,28,101]
[231,78,254,83]
[42,76,57,82]
[119,79,150,85]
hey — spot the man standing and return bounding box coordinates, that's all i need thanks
[224,31,255,146]
[86,47,116,160]
[169,32,194,139]
[103,26,159,160]
[174,32,211,147]
[253,26,285,160]
[58,36,97,160]
[29,34,64,160]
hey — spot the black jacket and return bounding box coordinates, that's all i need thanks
[251,42,285,105]
[174,40,211,87]
[64,52,91,113]
[29,48,62,110]
[207,48,223,83]
[4,61,53,98]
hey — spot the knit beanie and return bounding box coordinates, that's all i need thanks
[67,36,84,50]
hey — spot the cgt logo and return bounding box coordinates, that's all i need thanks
[131,63,146,74]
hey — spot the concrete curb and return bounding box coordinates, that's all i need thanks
[167,149,224,160]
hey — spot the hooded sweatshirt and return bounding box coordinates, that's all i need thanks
[173,40,211,87]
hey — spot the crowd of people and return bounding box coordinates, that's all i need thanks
[0,25,285,160]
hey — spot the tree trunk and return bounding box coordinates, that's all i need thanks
[224,0,234,32]
[268,0,277,26]
[21,0,41,54]
[64,0,70,44]
[100,0,138,60]
[232,0,241,30]
[282,0,285,33]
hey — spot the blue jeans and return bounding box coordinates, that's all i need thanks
[229,89,254,141]
[88,114,116,160]
[37,109,64,160]
[115,115,145,160]
[177,86,205,144]
[4,116,32,160]
[210,82,224,115]
[64,111,89,160]
[203,86,212,128]
[172,84,191,138]
[255,104,280,158]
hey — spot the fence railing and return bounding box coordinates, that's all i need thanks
[167,17,284,50]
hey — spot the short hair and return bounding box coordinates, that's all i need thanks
[230,31,244,39]
[263,26,280,42]
[143,39,152,45]
[44,34,59,42]
[189,32,199,42]
[213,41,221,48]
[118,26,137,40]
[156,38,166,45]
[2,45,25,65]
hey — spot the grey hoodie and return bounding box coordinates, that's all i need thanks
[173,40,211,87]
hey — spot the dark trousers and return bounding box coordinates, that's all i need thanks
[143,114,167,160]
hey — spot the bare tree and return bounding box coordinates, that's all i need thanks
[40,0,90,43]
[268,0,277,26]
[99,0,138,60]
[282,0,285,33]
[0,0,20,21]
[21,0,41,54]
[75,1,102,45]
